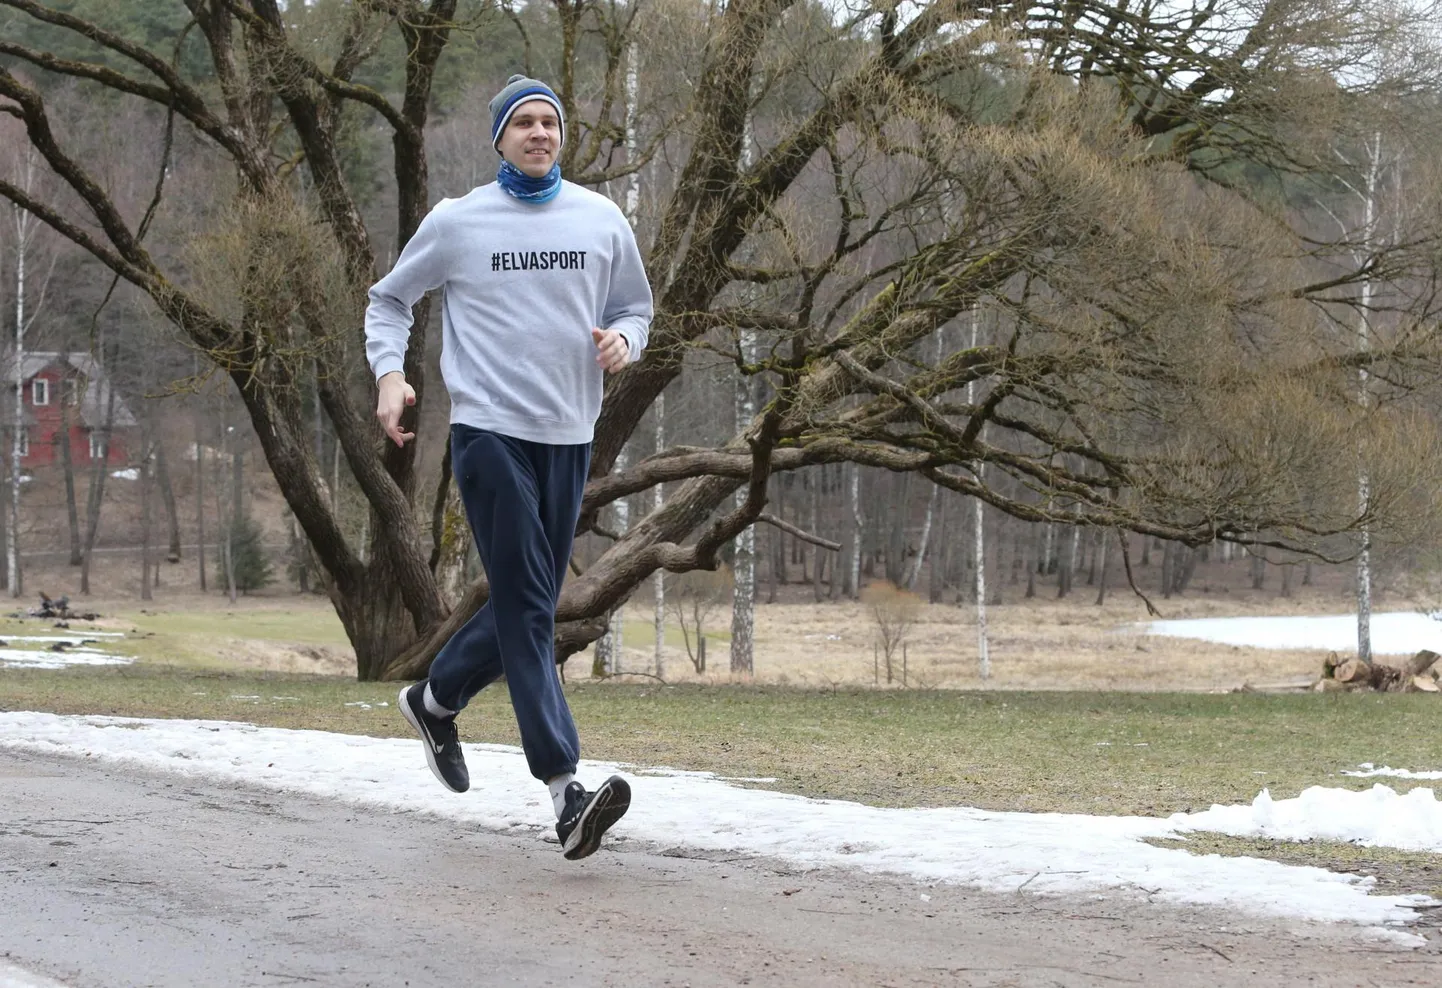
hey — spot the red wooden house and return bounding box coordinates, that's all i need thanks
[1,352,137,469]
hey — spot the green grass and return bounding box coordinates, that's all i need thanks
[3,664,1438,816]
[0,605,351,670]
[116,607,350,645]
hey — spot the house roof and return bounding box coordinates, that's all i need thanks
[0,351,138,429]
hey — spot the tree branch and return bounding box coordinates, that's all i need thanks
[758,512,839,551]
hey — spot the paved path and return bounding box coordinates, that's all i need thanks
[1,750,1437,987]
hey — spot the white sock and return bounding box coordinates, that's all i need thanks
[547,773,577,818]
[422,682,455,719]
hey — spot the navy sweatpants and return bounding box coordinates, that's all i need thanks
[426,425,588,782]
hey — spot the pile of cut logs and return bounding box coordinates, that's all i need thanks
[1316,649,1440,693]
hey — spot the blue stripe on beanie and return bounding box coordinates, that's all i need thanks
[489,76,565,151]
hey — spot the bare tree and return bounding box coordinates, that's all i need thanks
[5,0,1442,683]
[668,566,729,674]
[864,582,919,685]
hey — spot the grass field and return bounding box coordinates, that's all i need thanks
[5,557,1442,900]
[6,663,1437,814]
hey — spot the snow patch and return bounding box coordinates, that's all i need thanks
[0,649,132,671]
[1173,785,1442,852]
[0,712,1433,932]
[1345,763,1442,781]
[1144,612,1442,655]
[0,958,71,987]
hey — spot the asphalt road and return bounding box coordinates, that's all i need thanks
[1,750,1438,987]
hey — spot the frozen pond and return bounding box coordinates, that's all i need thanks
[1143,612,1442,655]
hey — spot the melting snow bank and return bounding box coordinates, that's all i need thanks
[1143,611,1442,654]
[0,632,132,671]
[0,649,131,671]
[0,713,1433,934]
[0,958,71,987]
[1345,763,1442,781]
[1172,785,1442,852]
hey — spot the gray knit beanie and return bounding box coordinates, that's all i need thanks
[489,75,566,151]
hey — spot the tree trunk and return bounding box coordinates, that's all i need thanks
[195,373,206,592]
[221,405,238,605]
[929,492,948,604]
[886,472,911,586]
[153,440,182,563]
[79,348,118,596]
[1174,545,1197,595]
[828,465,843,601]
[1011,523,1023,585]
[974,494,989,680]
[1025,523,1037,598]
[730,329,756,676]
[596,446,629,675]
[905,481,937,590]
[991,517,1004,606]
[845,461,861,599]
[811,468,826,602]
[1161,540,1175,599]
[140,444,154,601]
[59,386,81,566]
[1057,524,1074,598]
[1095,531,1110,605]
[1357,524,1372,664]
[772,473,787,591]
[652,390,666,677]
[292,511,310,594]
[8,202,25,599]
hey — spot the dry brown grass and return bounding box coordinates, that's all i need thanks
[608,560,1388,692]
[6,551,1403,691]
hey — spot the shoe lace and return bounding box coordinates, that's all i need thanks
[437,715,459,748]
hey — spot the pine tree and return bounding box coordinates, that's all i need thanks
[227,512,273,593]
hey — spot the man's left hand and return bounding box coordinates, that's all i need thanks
[591,327,630,374]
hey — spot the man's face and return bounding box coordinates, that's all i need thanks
[498,99,561,178]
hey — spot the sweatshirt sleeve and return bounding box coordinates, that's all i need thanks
[603,219,654,363]
[364,204,452,380]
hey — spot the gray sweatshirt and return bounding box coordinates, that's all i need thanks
[364,181,653,445]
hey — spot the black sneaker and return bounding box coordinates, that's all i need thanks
[398,681,469,793]
[556,776,631,860]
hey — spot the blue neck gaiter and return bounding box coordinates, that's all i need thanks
[497,159,562,204]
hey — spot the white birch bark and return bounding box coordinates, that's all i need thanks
[9,199,25,597]
[730,106,757,675]
[969,310,989,679]
[1356,130,1381,667]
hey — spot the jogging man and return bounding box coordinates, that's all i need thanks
[365,75,652,860]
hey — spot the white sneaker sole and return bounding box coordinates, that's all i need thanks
[562,776,631,860]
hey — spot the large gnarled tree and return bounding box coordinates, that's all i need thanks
[2,0,1440,679]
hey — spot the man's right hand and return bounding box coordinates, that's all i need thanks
[376,371,416,447]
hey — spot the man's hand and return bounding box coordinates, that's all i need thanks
[376,371,416,447]
[592,327,630,374]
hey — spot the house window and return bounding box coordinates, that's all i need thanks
[89,431,106,460]
[64,378,82,406]
[31,378,49,406]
